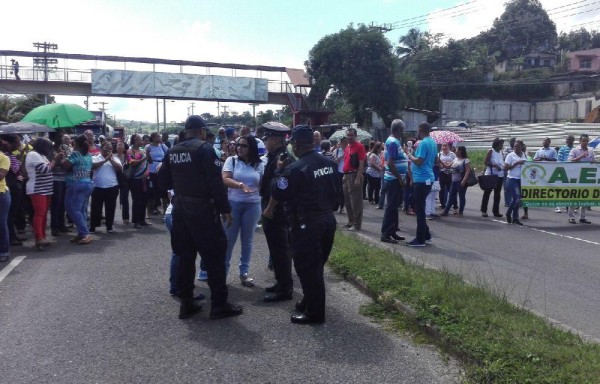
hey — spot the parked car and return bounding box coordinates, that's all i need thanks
[445,120,470,129]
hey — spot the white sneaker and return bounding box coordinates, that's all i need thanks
[554,207,562,213]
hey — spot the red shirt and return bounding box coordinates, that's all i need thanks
[343,141,367,173]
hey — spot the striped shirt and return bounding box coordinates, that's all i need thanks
[25,151,53,195]
[557,145,572,162]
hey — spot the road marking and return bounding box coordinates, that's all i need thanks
[0,256,26,282]
[491,219,600,246]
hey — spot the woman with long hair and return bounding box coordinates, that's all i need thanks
[221,136,264,287]
[61,135,94,245]
[127,134,151,229]
[25,138,64,250]
[441,146,472,217]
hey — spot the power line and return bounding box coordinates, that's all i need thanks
[390,0,480,27]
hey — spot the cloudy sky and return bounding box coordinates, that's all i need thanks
[2,0,598,122]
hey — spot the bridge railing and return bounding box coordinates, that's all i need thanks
[2,64,298,99]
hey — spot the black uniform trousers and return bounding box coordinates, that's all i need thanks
[171,196,228,307]
[290,212,336,320]
[262,205,293,291]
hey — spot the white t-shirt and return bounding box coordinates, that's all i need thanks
[505,152,527,179]
[484,149,505,177]
[92,154,121,188]
[223,156,264,203]
[438,151,456,174]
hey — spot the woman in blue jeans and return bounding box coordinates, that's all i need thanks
[61,135,94,245]
[441,146,472,216]
[221,136,264,287]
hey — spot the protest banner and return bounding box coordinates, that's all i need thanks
[521,162,600,207]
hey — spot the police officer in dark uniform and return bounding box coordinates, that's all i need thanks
[159,115,243,320]
[271,125,341,324]
[260,122,293,302]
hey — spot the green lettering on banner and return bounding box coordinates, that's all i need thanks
[548,167,569,184]
[579,168,597,184]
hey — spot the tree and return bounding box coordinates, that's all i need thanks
[558,28,600,52]
[305,24,402,126]
[0,94,54,123]
[324,91,355,124]
[489,0,557,59]
[395,28,443,58]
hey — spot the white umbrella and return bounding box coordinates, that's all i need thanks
[329,127,372,143]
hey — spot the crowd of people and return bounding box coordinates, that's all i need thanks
[0,129,178,259]
[309,121,597,246]
[1,118,596,321]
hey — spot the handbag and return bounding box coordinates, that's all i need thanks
[478,166,499,191]
[431,180,441,192]
[463,160,478,187]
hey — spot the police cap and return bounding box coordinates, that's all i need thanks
[262,121,290,138]
[185,115,207,130]
[290,125,313,144]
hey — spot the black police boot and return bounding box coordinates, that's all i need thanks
[265,283,280,293]
[295,299,306,313]
[263,289,293,302]
[291,313,325,325]
[179,299,202,319]
[210,303,243,320]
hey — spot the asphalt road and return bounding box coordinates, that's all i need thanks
[0,212,460,384]
[352,186,600,342]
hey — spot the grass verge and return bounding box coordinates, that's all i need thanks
[329,232,600,383]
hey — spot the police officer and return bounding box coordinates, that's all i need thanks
[159,115,243,320]
[271,125,341,324]
[260,122,293,302]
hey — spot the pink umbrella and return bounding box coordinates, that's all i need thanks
[430,130,464,145]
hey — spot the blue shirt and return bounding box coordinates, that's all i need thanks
[65,152,93,185]
[411,136,437,183]
[557,145,572,162]
[384,136,408,181]
[145,143,169,173]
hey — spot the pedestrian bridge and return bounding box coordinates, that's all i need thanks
[0,50,331,125]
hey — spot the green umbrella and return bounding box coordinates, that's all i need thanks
[22,103,94,129]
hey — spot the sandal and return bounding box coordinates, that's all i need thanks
[78,235,92,245]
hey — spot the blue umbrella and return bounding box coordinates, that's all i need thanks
[589,136,600,149]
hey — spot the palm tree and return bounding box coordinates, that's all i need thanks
[395,28,427,58]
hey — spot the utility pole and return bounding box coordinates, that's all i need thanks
[221,105,229,125]
[249,103,258,129]
[163,99,167,132]
[33,41,58,104]
[156,99,160,132]
[189,102,195,116]
[94,101,109,112]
